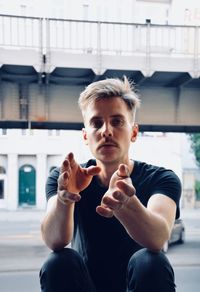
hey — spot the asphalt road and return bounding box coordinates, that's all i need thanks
[0,208,199,291]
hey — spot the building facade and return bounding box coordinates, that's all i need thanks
[0,129,186,210]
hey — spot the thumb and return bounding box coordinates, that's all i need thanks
[85,165,101,177]
[117,164,130,178]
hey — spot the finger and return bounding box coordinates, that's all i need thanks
[60,158,70,173]
[61,152,75,173]
[96,205,114,218]
[102,195,122,210]
[117,164,129,178]
[116,180,136,197]
[68,152,76,168]
[58,171,69,189]
[85,166,101,176]
[113,190,128,203]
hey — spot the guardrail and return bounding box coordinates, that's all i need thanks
[0,14,42,49]
[46,18,200,57]
[0,14,199,57]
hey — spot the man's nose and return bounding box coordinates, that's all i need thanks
[101,123,113,137]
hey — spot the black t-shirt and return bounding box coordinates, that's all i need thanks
[46,159,181,291]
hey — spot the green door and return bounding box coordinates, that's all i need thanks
[19,165,36,206]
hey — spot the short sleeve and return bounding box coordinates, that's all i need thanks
[45,167,60,201]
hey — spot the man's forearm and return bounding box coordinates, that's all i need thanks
[41,196,75,251]
[114,195,170,251]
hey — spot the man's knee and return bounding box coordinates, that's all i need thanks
[40,248,83,275]
[40,248,96,292]
[127,248,175,291]
[128,248,173,272]
[40,248,88,292]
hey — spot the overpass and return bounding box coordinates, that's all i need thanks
[0,14,200,132]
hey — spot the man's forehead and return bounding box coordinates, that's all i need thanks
[85,97,127,112]
[89,114,125,120]
[82,97,133,122]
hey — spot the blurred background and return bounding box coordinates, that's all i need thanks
[0,0,200,291]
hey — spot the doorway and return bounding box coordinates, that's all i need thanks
[19,164,36,206]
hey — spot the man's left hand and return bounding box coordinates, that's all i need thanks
[96,164,136,218]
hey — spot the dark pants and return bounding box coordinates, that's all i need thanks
[39,248,176,292]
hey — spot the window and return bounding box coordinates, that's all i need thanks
[2,129,7,135]
[0,180,4,199]
[0,166,6,174]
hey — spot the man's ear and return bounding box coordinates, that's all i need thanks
[82,128,88,145]
[131,124,139,142]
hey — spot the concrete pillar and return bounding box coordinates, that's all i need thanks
[36,153,47,210]
[7,153,18,210]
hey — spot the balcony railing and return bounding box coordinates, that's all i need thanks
[0,14,199,56]
[0,14,42,49]
[0,14,199,78]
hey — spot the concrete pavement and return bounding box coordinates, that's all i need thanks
[0,209,45,222]
[0,209,49,273]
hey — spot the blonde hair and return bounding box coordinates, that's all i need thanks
[78,76,140,121]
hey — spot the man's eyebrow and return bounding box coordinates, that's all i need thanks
[89,114,124,121]
[89,116,102,121]
[88,116,102,124]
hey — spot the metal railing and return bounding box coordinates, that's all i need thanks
[0,14,42,49]
[0,14,199,57]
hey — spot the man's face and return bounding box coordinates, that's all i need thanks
[82,97,138,165]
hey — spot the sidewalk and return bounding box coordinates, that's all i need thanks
[0,209,49,273]
[0,209,46,222]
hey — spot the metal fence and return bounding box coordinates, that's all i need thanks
[0,14,199,57]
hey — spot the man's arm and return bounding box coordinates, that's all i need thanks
[115,192,176,252]
[41,153,101,251]
[96,164,179,252]
[41,195,75,250]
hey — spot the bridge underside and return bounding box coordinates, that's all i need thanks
[0,64,200,132]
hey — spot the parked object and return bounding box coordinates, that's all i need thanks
[163,218,185,253]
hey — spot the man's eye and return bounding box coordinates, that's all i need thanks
[91,120,103,128]
[111,118,124,127]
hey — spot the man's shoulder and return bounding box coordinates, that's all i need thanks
[133,160,180,181]
[48,166,60,179]
[133,160,164,173]
[80,159,96,168]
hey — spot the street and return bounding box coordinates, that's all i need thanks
[0,209,200,291]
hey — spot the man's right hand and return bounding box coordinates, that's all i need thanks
[57,152,101,205]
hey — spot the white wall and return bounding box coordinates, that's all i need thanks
[0,129,186,210]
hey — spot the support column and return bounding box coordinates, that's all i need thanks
[7,153,18,210]
[36,153,47,210]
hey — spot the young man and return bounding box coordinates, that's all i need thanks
[40,77,181,292]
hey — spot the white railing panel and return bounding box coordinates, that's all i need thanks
[0,15,42,49]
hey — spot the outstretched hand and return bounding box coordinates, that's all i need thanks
[96,164,136,218]
[58,152,101,205]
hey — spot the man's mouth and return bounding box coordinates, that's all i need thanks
[98,143,118,150]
